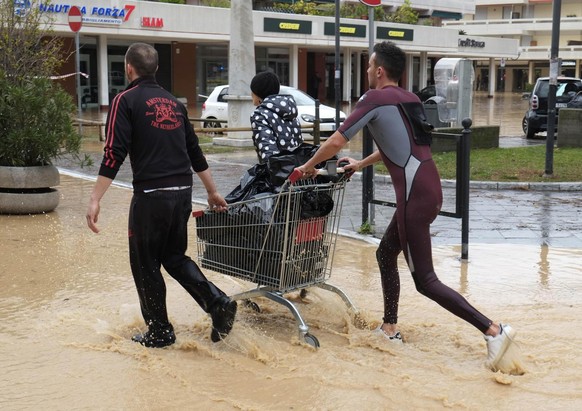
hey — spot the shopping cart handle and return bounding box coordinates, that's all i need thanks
[288,168,304,184]
[192,210,205,218]
[315,167,345,176]
[289,165,349,184]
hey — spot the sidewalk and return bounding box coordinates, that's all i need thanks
[198,149,582,249]
[58,138,582,249]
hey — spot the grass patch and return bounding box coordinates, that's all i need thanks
[374,146,582,182]
[197,134,254,154]
[358,220,373,234]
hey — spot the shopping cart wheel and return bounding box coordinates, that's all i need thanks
[243,299,261,312]
[303,332,320,348]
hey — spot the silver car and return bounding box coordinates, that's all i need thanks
[200,84,346,137]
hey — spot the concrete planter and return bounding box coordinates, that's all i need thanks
[0,165,60,214]
[557,108,582,148]
[432,125,500,153]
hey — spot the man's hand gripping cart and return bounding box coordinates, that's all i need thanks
[193,161,358,348]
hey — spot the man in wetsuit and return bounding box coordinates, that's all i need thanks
[295,41,516,371]
[86,43,237,347]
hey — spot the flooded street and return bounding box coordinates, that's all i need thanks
[470,91,530,137]
[1,175,581,410]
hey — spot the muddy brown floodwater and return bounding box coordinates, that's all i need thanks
[1,175,581,410]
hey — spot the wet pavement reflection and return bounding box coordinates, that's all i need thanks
[1,175,581,410]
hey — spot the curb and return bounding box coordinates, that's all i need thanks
[348,172,582,192]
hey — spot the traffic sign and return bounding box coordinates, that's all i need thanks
[68,6,82,33]
[359,0,381,6]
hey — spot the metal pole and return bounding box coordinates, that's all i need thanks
[314,99,320,145]
[545,0,562,177]
[75,31,82,133]
[362,6,375,227]
[368,7,373,55]
[334,0,341,130]
[460,119,472,260]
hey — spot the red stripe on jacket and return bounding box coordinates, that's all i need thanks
[104,87,136,168]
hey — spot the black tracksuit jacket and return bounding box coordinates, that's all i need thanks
[99,76,208,192]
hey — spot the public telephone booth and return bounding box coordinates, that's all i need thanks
[434,58,474,127]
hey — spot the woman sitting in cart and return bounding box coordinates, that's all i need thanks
[250,71,303,163]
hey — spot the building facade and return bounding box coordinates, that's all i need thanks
[444,0,582,94]
[35,0,518,108]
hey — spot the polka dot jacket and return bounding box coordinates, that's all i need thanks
[250,94,303,163]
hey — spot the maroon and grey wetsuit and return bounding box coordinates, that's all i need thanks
[338,85,491,333]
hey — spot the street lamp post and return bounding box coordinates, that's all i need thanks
[544,0,562,177]
[359,0,380,226]
[334,0,341,131]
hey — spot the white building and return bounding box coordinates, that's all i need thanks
[444,0,582,94]
[37,0,518,108]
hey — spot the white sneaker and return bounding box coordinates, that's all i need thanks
[484,323,516,370]
[374,327,403,344]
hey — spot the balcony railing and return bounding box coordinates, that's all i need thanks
[444,16,582,27]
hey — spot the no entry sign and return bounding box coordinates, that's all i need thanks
[68,6,82,33]
[359,0,381,6]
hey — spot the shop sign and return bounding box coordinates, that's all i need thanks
[142,17,163,28]
[376,27,413,41]
[324,22,366,38]
[459,38,485,48]
[264,17,312,35]
[38,3,136,25]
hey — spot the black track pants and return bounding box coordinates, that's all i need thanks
[128,188,225,330]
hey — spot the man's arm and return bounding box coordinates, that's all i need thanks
[86,175,113,233]
[296,132,348,177]
[196,169,227,211]
[339,150,383,172]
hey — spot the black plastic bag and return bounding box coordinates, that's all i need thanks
[300,188,334,219]
[267,143,339,186]
[224,163,275,204]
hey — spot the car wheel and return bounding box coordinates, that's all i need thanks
[523,116,537,139]
[203,119,223,136]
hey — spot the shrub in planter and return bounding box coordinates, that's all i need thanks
[0,0,82,214]
[0,75,80,167]
[0,74,81,214]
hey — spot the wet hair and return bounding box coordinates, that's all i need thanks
[373,41,406,82]
[250,71,280,100]
[125,43,158,77]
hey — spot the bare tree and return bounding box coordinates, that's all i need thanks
[0,1,64,85]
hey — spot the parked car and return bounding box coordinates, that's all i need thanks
[566,91,582,109]
[414,84,436,102]
[522,76,582,139]
[200,84,346,137]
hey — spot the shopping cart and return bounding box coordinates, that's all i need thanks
[193,161,358,347]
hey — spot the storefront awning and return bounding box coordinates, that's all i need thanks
[432,10,462,20]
